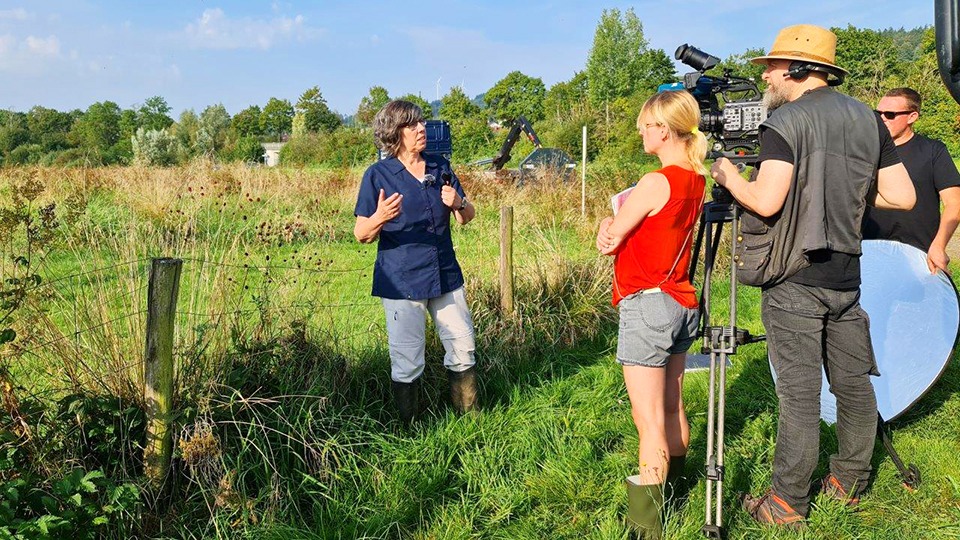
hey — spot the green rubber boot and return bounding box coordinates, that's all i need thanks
[625,475,664,540]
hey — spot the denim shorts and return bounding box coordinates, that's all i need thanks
[617,290,700,367]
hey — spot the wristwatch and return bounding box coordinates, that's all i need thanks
[458,197,468,211]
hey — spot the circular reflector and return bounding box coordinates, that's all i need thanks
[817,240,958,423]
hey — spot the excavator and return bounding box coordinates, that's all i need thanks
[481,115,576,184]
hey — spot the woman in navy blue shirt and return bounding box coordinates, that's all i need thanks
[354,100,477,424]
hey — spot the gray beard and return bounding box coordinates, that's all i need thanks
[763,86,790,111]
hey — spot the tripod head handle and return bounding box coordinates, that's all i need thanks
[708,150,759,171]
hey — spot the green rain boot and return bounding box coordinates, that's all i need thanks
[665,454,687,500]
[626,475,664,540]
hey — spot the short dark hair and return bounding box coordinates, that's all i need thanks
[373,100,424,157]
[884,87,922,114]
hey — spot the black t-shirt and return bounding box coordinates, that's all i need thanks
[757,113,900,289]
[862,133,960,252]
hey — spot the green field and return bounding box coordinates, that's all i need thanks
[1,163,959,539]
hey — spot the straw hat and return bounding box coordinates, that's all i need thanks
[751,24,848,75]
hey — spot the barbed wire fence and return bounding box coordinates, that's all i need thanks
[2,252,390,484]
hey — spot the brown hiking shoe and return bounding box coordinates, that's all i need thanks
[742,490,805,529]
[820,473,860,508]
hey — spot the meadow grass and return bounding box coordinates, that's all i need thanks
[1,163,958,539]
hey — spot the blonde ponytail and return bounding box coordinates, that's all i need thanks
[685,128,709,176]
[638,91,709,176]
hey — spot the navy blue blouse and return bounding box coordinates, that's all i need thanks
[354,155,468,300]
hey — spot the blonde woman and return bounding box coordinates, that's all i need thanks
[596,91,707,538]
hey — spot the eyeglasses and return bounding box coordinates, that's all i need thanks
[403,120,426,129]
[874,110,914,120]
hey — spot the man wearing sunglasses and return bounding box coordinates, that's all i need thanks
[864,87,960,274]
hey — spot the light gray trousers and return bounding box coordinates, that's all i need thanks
[382,287,476,383]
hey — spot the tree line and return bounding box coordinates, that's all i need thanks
[0,10,951,169]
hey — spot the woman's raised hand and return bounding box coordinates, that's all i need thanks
[376,188,403,223]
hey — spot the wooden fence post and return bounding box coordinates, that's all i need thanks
[500,206,514,314]
[143,257,182,489]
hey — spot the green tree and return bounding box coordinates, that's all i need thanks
[0,111,30,161]
[356,86,391,125]
[484,71,546,122]
[259,98,294,141]
[137,96,174,132]
[586,8,674,107]
[26,106,74,152]
[895,28,960,154]
[881,26,928,63]
[231,105,263,139]
[68,101,122,161]
[543,72,589,122]
[112,108,138,162]
[395,93,433,118]
[296,86,341,133]
[131,127,182,166]
[439,86,481,120]
[172,109,200,153]
[197,104,231,156]
[834,25,900,103]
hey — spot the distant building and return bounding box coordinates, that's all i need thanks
[261,142,285,167]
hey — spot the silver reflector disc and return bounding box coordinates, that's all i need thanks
[769,241,958,422]
[818,240,958,423]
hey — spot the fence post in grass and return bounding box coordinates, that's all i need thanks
[500,206,514,314]
[143,257,182,489]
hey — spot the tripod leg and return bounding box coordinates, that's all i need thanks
[876,412,921,490]
[704,350,717,522]
[715,349,729,527]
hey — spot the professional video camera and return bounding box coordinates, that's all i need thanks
[670,44,766,161]
[662,44,766,203]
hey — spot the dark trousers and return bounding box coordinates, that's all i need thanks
[762,281,879,515]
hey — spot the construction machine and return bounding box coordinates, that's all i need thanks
[480,116,576,184]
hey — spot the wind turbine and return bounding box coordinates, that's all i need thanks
[436,77,442,101]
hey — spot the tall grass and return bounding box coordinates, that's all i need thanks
[2,163,958,539]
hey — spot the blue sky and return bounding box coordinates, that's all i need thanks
[0,1,933,117]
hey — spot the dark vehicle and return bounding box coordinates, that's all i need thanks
[377,119,452,161]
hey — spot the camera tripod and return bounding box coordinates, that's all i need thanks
[688,195,763,539]
[689,193,921,539]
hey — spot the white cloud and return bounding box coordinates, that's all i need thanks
[0,34,63,73]
[0,8,29,21]
[181,7,322,50]
[25,35,60,56]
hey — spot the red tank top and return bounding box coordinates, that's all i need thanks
[612,165,705,308]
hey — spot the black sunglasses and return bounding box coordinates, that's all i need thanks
[874,110,914,120]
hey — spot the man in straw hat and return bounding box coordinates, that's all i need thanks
[711,24,916,527]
